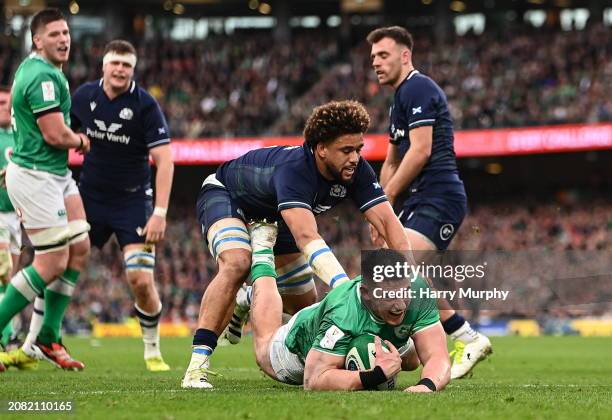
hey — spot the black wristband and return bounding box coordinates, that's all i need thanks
[78,135,83,150]
[417,377,437,391]
[359,366,388,390]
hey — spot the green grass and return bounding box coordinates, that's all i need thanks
[2,336,612,419]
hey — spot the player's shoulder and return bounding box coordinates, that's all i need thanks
[322,281,364,328]
[15,55,60,85]
[133,83,161,107]
[73,80,100,99]
[398,70,442,98]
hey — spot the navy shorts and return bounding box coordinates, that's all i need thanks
[81,187,152,249]
[398,194,467,251]
[197,185,299,255]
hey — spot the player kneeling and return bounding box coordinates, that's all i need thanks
[247,222,450,392]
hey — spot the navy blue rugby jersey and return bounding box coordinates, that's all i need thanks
[71,79,170,195]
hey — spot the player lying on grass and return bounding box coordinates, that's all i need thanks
[182,100,411,388]
[247,222,450,392]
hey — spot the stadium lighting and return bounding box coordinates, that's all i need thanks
[421,0,432,5]
[258,2,271,14]
[69,0,80,14]
[248,0,259,10]
[163,0,173,11]
[450,1,466,13]
[173,3,185,15]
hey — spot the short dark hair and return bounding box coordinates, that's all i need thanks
[366,26,414,51]
[0,85,10,94]
[303,100,370,148]
[103,39,137,56]
[30,8,66,43]
[361,249,411,289]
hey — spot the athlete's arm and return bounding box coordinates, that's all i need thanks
[383,126,432,206]
[405,322,450,392]
[303,350,362,390]
[37,112,90,152]
[280,208,320,249]
[364,201,410,250]
[142,144,174,243]
[379,142,401,188]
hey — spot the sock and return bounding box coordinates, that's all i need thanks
[38,268,79,345]
[23,295,45,350]
[135,302,162,359]
[0,267,46,332]
[250,250,276,282]
[448,319,479,343]
[442,313,466,335]
[0,284,14,346]
[192,328,217,352]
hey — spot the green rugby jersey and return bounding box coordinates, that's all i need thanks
[0,126,15,212]
[11,53,71,176]
[285,277,439,360]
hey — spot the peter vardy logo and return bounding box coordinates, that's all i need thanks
[87,119,130,144]
[329,184,347,198]
[412,106,422,115]
[94,120,122,133]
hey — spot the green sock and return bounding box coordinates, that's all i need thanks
[249,249,276,283]
[0,284,14,346]
[38,268,79,345]
[0,267,46,334]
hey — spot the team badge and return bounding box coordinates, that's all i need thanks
[119,107,133,120]
[440,224,454,241]
[394,325,411,339]
[330,184,346,198]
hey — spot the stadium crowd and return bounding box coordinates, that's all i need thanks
[53,197,609,332]
[1,24,610,138]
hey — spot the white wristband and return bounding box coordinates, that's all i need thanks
[303,239,350,288]
[153,207,167,218]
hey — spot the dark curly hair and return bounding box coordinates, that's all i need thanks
[303,100,370,148]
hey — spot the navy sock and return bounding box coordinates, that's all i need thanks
[193,328,218,351]
[442,313,466,335]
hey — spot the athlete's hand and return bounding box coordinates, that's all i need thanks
[369,224,387,247]
[374,336,401,379]
[404,384,434,393]
[141,214,166,243]
[76,133,91,154]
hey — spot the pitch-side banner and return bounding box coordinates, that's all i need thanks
[68,122,612,165]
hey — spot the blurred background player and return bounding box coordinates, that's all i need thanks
[0,8,91,372]
[367,26,492,379]
[182,100,411,389]
[247,224,450,392]
[0,86,21,350]
[70,40,174,372]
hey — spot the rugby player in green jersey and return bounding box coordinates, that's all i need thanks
[245,222,450,392]
[0,9,91,372]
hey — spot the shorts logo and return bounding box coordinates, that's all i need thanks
[330,184,346,198]
[394,325,411,339]
[57,209,67,217]
[119,108,133,120]
[440,224,454,241]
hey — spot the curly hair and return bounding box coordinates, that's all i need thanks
[303,100,370,147]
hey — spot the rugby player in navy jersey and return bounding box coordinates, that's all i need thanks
[69,40,174,372]
[367,26,492,379]
[182,100,411,389]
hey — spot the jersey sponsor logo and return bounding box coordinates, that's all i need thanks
[412,106,422,115]
[394,325,411,339]
[119,108,133,120]
[90,102,97,111]
[329,184,346,198]
[313,204,332,215]
[87,119,130,144]
[319,325,344,350]
[440,223,454,241]
[41,81,55,102]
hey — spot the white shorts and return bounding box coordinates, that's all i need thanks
[0,211,22,254]
[6,161,79,229]
[269,314,305,385]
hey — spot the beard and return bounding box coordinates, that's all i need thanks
[326,163,356,186]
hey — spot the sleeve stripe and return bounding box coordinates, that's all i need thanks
[147,138,171,148]
[359,195,387,211]
[329,273,349,288]
[412,320,442,334]
[32,103,61,114]
[308,247,331,266]
[278,201,312,211]
[409,119,435,127]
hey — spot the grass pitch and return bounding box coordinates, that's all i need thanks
[2,336,612,419]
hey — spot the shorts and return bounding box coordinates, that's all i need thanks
[6,162,79,229]
[399,194,467,251]
[0,211,22,254]
[80,186,153,249]
[269,315,304,385]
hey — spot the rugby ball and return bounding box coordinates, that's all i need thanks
[344,334,396,390]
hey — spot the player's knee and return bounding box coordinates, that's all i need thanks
[218,249,251,282]
[69,236,90,266]
[126,271,153,295]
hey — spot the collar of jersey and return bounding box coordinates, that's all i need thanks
[29,52,53,67]
[355,283,385,325]
[396,69,420,92]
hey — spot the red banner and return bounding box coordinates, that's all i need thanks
[69,122,612,165]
